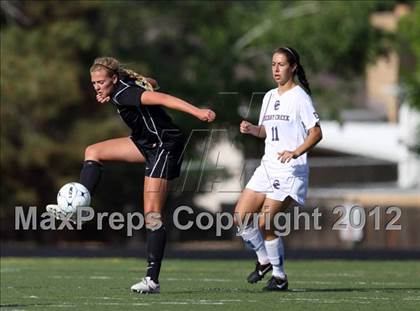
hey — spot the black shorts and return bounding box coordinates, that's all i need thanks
[131,139,184,180]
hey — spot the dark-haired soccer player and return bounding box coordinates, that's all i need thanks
[236,47,322,291]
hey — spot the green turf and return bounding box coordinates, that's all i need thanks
[1,258,420,311]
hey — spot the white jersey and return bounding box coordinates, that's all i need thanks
[258,85,320,176]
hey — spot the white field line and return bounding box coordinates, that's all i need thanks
[67,297,243,304]
[95,302,150,306]
[165,277,232,282]
[43,301,227,306]
[0,268,21,273]
[293,280,410,286]
[44,305,77,308]
[49,275,116,279]
[276,298,371,304]
[352,297,391,300]
[319,300,370,305]
[49,275,84,279]
[370,281,408,285]
[22,296,417,308]
[293,281,342,285]
[308,272,364,278]
[160,301,225,305]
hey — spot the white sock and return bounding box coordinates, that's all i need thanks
[264,237,286,279]
[240,225,269,265]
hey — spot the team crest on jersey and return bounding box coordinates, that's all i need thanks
[274,100,280,110]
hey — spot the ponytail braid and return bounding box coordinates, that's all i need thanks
[296,64,311,95]
[120,68,155,91]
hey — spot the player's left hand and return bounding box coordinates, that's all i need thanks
[278,150,299,163]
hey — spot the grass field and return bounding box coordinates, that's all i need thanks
[1,258,420,311]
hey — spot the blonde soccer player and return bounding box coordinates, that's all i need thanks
[48,56,215,294]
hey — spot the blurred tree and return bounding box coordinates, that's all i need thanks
[397,3,420,155]
[1,1,98,211]
[397,4,420,110]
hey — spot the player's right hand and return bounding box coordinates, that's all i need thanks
[96,94,110,104]
[197,109,216,122]
[240,120,253,134]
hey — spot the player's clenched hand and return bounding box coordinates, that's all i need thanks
[278,150,299,163]
[96,94,110,104]
[240,120,253,134]
[197,109,216,122]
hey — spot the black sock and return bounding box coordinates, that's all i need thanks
[79,160,102,195]
[146,226,167,283]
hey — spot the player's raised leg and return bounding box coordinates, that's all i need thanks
[47,137,146,221]
[81,137,146,195]
[234,188,272,283]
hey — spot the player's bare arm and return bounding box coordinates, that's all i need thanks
[278,123,322,163]
[240,120,266,138]
[141,91,216,122]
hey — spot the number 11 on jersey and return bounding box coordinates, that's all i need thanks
[271,126,279,141]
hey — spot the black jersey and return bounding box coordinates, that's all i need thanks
[110,79,185,150]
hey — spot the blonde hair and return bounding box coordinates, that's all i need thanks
[90,57,154,91]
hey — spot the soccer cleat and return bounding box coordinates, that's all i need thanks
[46,204,91,225]
[263,275,289,291]
[131,277,160,294]
[247,261,272,284]
[46,204,74,223]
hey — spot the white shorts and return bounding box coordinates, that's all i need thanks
[245,165,308,205]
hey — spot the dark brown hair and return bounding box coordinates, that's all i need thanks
[274,47,311,95]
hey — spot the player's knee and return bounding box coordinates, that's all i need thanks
[84,144,100,161]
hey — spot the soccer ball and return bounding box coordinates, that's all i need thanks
[57,182,91,214]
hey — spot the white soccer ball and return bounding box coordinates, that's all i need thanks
[57,182,91,214]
